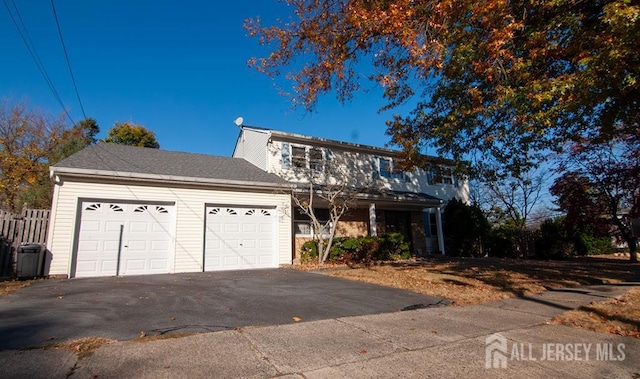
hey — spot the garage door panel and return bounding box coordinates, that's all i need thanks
[127,240,147,251]
[75,201,174,278]
[205,206,276,271]
[150,259,168,270]
[258,255,273,265]
[129,222,149,232]
[259,224,272,233]
[225,224,240,233]
[102,240,120,252]
[259,240,273,249]
[242,224,257,233]
[126,260,145,271]
[152,223,171,232]
[78,240,100,252]
[81,220,101,232]
[105,221,123,232]
[151,240,169,250]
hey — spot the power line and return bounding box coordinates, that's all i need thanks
[50,0,87,120]
[3,0,76,125]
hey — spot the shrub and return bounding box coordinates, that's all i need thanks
[380,233,411,260]
[576,234,615,255]
[442,198,490,257]
[486,223,519,258]
[300,240,318,263]
[533,218,574,259]
[301,233,412,265]
[341,236,381,267]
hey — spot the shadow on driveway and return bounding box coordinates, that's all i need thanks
[0,269,444,350]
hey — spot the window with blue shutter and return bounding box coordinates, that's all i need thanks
[371,157,380,179]
[281,142,290,168]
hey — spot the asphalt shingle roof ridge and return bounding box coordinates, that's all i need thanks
[52,142,288,185]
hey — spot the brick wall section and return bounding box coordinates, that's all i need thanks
[292,209,428,261]
[336,208,369,237]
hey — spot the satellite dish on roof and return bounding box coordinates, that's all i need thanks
[234,117,244,127]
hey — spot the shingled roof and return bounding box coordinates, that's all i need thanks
[52,142,289,188]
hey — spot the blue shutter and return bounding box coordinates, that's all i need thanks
[371,157,380,179]
[281,142,290,168]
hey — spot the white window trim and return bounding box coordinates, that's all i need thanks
[377,157,408,181]
[287,144,326,171]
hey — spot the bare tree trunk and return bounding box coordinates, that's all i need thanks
[629,238,638,263]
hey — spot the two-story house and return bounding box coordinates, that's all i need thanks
[44,126,467,278]
[233,126,469,259]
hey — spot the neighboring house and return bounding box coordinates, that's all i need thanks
[233,126,469,259]
[46,143,292,278]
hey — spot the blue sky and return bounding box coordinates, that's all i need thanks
[2,0,405,156]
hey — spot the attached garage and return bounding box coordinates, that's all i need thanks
[46,143,292,278]
[74,201,175,277]
[205,206,276,271]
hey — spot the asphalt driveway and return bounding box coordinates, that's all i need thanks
[0,269,445,350]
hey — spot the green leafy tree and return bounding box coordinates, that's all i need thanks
[103,122,160,148]
[246,0,639,175]
[49,118,100,165]
[442,198,490,257]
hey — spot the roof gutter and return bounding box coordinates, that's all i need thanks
[50,166,294,192]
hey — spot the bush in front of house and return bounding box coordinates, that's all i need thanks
[299,233,412,266]
[380,232,411,260]
[300,240,318,263]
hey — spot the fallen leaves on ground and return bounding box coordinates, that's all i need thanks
[551,288,640,338]
[0,279,34,296]
[304,255,639,306]
[52,337,117,358]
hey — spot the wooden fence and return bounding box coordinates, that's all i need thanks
[0,209,50,277]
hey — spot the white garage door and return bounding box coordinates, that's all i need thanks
[75,201,175,278]
[205,206,276,271]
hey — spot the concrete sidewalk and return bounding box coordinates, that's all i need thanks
[1,284,638,378]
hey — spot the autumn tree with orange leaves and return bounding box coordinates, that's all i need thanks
[0,100,100,212]
[246,0,639,177]
[0,101,64,212]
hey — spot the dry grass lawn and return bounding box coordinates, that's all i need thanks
[551,288,640,338]
[315,255,640,306]
[309,255,640,338]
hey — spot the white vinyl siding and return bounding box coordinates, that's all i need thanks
[232,128,270,170]
[267,139,468,203]
[46,178,291,277]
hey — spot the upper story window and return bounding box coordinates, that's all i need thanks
[428,165,455,186]
[376,157,409,181]
[309,148,324,171]
[291,146,306,168]
[379,158,392,178]
[282,143,327,172]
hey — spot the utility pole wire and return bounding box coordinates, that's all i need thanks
[50,0,87,121]
[3,0,75,125]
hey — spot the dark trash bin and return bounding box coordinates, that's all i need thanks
[17,244,44,279]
